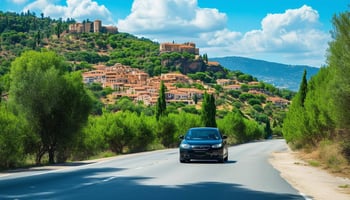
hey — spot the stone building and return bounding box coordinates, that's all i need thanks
[69,20,118,34]
[160,42,199,55]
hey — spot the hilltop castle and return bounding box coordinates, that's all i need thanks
[160,42,199,55]
[69,20,118,34]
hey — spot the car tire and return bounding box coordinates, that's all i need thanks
[179,158,187,163]
[224,156,228,162]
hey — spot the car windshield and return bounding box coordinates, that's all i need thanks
[186,129,220,140]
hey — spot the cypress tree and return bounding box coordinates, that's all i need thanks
[201,92,217,127]
[299,69,308,107]
[156,81,167,121]
[209,93,217,127]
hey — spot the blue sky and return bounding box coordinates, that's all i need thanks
[3,0,349,67]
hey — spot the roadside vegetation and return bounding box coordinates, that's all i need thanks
[283,10,350,176]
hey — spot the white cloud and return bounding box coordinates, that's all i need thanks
[10,0,28,4]
[200,29,241,46]
[23,0,114,24]
[117,0,227,37]
[201,5,330,66]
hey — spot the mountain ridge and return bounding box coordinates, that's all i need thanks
[211,56,320,91]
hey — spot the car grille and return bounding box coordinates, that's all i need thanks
[192,145,211,150]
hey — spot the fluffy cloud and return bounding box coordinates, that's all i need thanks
[117,0,227,37]
[23,0,114,24]
[10,0,28,4]
[201,5,330,66]
[242,5,325,52]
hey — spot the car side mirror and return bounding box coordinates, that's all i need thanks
[179,135,184,139]
[222,135,227,139]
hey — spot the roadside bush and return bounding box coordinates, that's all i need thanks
[0,108,25,169]
[319,140,348,170]
[157,116,177,148]
[342,140,350,162]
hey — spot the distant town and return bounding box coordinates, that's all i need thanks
[82,41,289,107]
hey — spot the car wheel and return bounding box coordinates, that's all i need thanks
[224,156,228,162]
[179,158,187,163]
[218,158,225,163]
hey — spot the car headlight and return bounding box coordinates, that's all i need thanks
[180,143,191,149]
[211,143,222,148]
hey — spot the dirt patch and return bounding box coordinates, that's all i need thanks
[270,147,350,200]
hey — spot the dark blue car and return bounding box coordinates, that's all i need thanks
[179,127,228,163]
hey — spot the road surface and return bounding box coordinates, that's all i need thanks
[0,139,306,199]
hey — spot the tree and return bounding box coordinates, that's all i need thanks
[264,120,273,139]
[9,51,92,164]
[328,11,350,129]
[299,69,308,107]
[156,80,167,120]
[217,110,246,143]
[193,94,198,104]
[202,53,208,63]
[282,68,310,147]
[201,92,217,127]
[55,20,62,39]
[157,116,177,147]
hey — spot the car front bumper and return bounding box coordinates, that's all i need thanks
[180,148,225,161]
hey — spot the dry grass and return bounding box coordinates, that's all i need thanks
[297,140,350,179]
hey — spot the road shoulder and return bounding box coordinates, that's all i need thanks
[269,147,350,200]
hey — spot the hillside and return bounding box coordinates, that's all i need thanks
[211,56,320,91]
[0,11,294,126]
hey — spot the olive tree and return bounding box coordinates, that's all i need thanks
[9,50,92,164]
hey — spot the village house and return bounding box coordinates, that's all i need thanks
[216,79,235,86]
[83,64,148,88]
[248,89,265,95]
[266,96,290,107]
[224,84,241,90]
[83,69,105,84]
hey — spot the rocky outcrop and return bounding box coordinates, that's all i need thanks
[162,58,226,75]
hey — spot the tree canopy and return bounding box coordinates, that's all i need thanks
[8,50,92,164]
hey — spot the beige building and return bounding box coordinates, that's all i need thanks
[160,42,199,55]
[94,20,102,33]
[69,20,118,34]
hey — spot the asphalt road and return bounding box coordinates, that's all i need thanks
[0,139,305,200]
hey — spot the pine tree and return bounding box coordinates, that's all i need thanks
[328,11,350,129]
